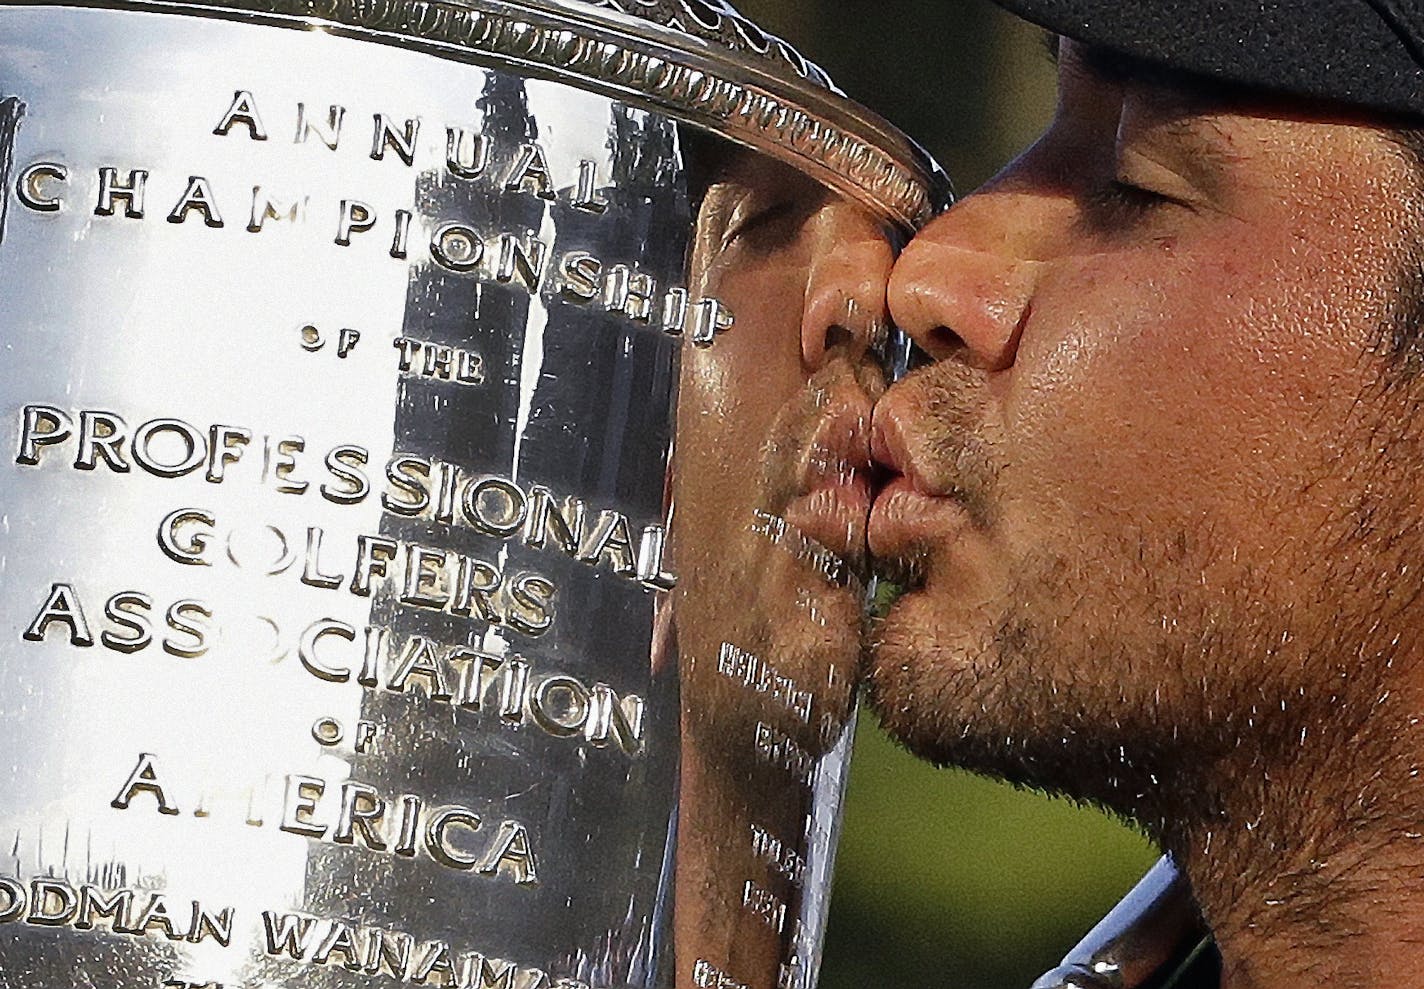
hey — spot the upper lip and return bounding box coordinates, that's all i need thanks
[866,398,981,570]
[780,386,876,566]
[870,402,932,497]
[800,396,873,494]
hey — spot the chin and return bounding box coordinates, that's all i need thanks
[865,582,1160,815]
[865,588,1002,764]
[759,541,866,747]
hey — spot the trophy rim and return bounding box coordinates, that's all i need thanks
[1,0,950,229]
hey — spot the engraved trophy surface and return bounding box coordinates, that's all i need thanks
[0,4,944,988]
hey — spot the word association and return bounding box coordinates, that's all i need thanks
[10,90,733,342]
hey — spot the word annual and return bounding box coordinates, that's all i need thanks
[9,90,734,342]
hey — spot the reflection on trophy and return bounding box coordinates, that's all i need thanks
[669,145,894,989]
[0,2,943,988]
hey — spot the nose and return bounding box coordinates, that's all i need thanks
[888,188,1049,372]
[800,203,894,369]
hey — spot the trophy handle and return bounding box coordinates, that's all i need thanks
[1031,858,1220,989]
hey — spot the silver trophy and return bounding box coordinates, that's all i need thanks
[0,2,943,987]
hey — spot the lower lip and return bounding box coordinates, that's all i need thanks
[868,477,971,560]
[782,475,871,561]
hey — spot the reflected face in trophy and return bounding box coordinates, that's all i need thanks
[665,145,892,989]
[672,148,891,750]
[867,41,1424,834]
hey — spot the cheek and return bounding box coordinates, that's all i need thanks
[1001,230,1388,553]
[675,256,812,529]
[687,250,810,416]
[685,306,800,420]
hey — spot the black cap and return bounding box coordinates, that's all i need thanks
[991,0,1424,118]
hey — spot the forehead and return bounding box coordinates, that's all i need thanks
[1053,38,1258,123]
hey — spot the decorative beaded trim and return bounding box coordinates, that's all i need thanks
[81,0,945,227]
[575,0,838,91]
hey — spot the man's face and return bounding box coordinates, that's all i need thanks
[868,40,1424,843]
[666,149,892,986]
[673,150,889,759]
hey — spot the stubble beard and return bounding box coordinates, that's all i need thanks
[863,372,1424,943]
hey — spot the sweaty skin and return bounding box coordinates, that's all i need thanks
[669,150,891,989]
[868,39,1424,989]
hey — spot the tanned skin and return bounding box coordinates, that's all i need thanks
[867,38,1424,989]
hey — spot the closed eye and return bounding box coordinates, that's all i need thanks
[1080,179,1173,229]
[720,198,805,253]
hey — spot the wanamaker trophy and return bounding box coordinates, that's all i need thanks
[0,1,945,988]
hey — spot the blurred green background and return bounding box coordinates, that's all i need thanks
[726,3,1162,987]
[736,0,1061,191]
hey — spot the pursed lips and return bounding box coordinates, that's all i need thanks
[867,403,975,564]
[780,385,875,570]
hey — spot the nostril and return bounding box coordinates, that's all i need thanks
[823,324,856,353]
[804,323,863,369]
[925,325,967,360]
